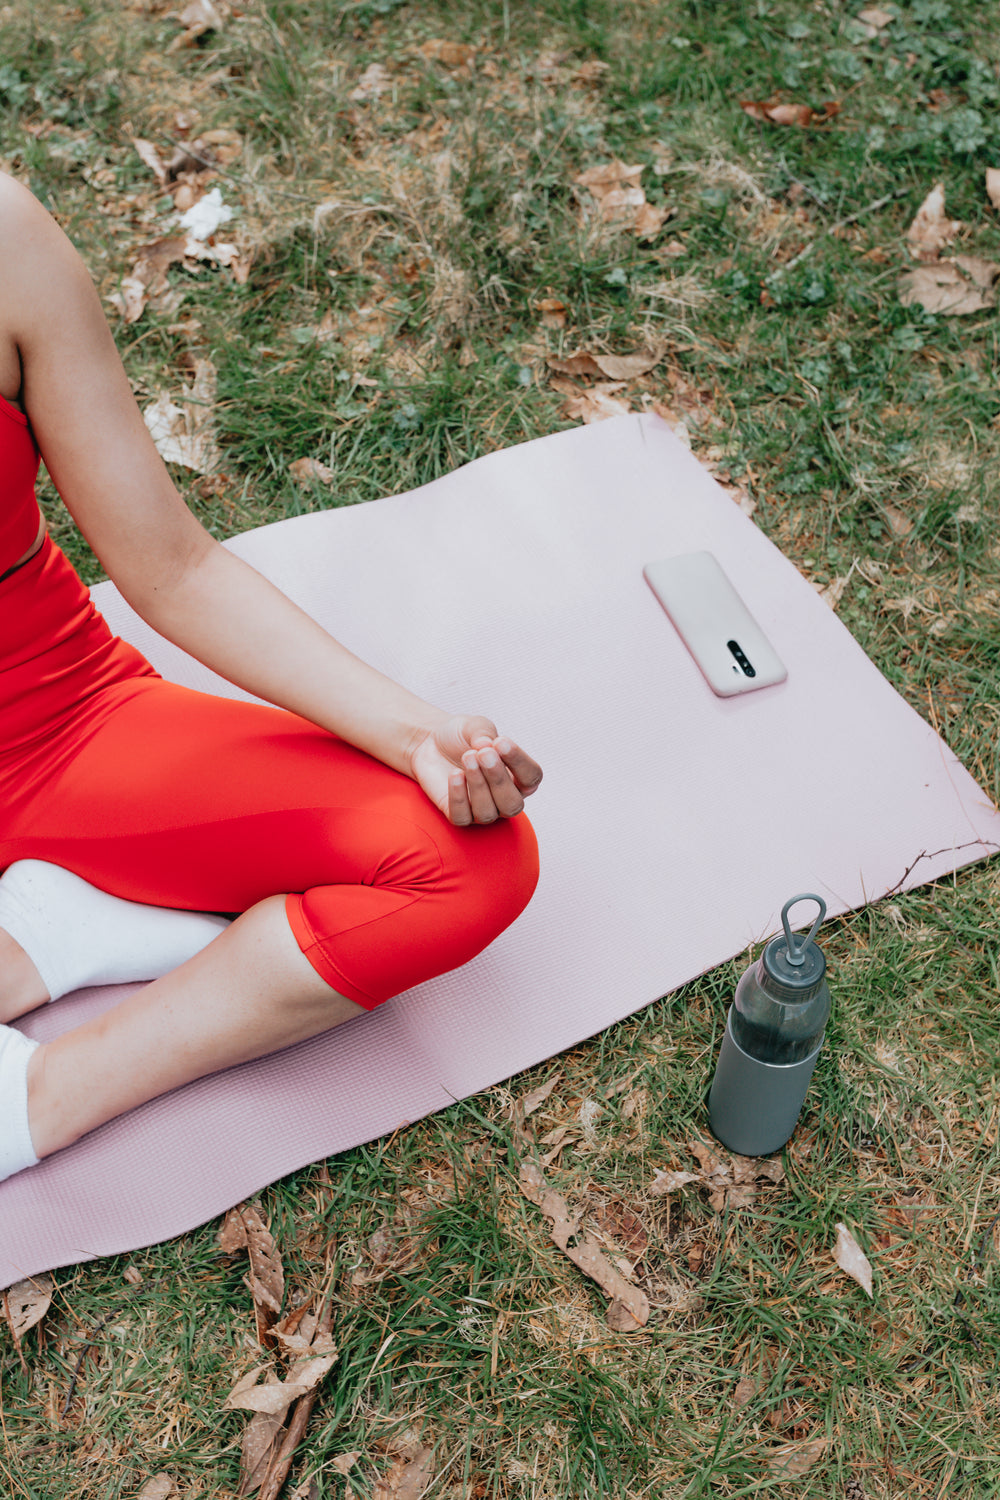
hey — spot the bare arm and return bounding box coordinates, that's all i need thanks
[0,174,540,822]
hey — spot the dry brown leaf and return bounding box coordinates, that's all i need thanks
[214,1202,285,1344]
[606,1299,643,1332]
[241,1204,285,1345]
[883,502,913,537]
[197,127,243,166]
[898,257,998,315]
[734,1377,757,1408]
[768,1437,828,1479]
[650,1145,783,1210]
[833,1222,874,1296]
[350,63,391,102]
[519,1160,650,1325]
[547,346,664,381]
[906,183,962,259]
[561,384,633,424]
[634,201,668,239]
[574,159,665,236]
[133,137,168,184]
[536,296,567,328]
[219,1206,249,1253]
[519,1075,562,1117]
[987,168,1000,211]
[819,574,852,611]
[332,1453,361,1476]
[136,1479,179,1500]
[143,360,219,473]
[420,39,476,68]
[649,1168,701,1196]
[858,7,894,29]
[373,1445,435,1500]
[289,457,335,487]
[176,0,223,42]
[575,159,645,195]
[240,1408,287,1496]
[3,1274,53,1340]
[224,1356,337,1418]
[740,99,840,127]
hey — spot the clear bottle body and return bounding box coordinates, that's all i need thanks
[729,958,831,1065]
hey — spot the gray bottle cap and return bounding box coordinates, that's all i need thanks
[761,893,827,999]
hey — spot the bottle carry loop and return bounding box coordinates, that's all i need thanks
[779,893,827,967]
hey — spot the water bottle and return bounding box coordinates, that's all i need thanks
[708,893,831,1156]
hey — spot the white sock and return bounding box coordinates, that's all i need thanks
[0,1024,40,1181]
[0,860,231,1002]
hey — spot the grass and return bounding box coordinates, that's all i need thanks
[3,0,1000,1495]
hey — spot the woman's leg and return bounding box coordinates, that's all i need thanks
[25,895,365,1160]
[0,860,230,1019]
[2,679,538,1172]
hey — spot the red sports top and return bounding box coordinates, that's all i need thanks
[0,391,42,576]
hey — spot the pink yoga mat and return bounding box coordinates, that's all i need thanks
[3,414,997,1289]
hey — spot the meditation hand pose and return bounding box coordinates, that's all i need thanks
[0,173,541,1184]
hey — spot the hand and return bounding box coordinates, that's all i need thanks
[407,715,542,826]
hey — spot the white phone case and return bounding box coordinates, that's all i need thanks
[643,551,788,697]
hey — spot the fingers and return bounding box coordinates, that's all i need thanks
[461,748,525,823]
[493,737,543,798]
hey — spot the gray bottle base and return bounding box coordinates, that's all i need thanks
[708,1011,822,1157]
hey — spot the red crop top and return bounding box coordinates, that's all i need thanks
[0,391,42,576]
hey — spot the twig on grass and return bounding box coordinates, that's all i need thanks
[780,187,911,271]
[256,1290,337,1500]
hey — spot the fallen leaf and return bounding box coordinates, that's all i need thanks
[858,7,894,28]
[133,137,168,184]
[898,257,998,315]
[144,359,220,473]
[768,1437,828,1479]
[833,1222,873,1296]
[174,0,223,44]
[518,1160,650,1325]
[740,99,840,127]
[240,1408,287,1495]
[606,1299,643,1332]
[819,574,852,611]
[575,158,645,195]
[734,1377,757,1408]
[520,1074,562,1117]
[634,201,669,239]
[350,63,391,102]
[547,346,665,380]
[219,1205,249,1253]
[136,1480,178,1500]
[906,183,962,260]
[883,502,913,537]
[987,168,1000,211]
[332,1453,362,1476]
[420,39,476,68]
[561,383,633,424]
[650,1168,701,1196]
[289,457,335,487]
[373,1444,435,1500]
[574,159,665,236]
[3,1274,53,1340]
[224,1356,337,1418]
[535,295,567,328]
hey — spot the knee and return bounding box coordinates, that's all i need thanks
[463,811,540,946]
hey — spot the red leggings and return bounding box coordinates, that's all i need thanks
[0,540,539,1008]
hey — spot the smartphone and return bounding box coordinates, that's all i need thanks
[643,551,788,697]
